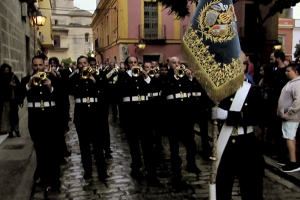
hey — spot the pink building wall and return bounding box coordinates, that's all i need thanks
[128,0,141,39]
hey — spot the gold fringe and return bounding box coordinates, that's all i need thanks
[181,39,244,103]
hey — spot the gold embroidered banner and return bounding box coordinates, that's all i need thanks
[182,0,244,103]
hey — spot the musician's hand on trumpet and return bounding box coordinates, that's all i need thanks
[28,73,41,87]
[185,68,193,79]
[43,78,52,92]
[89,74,96,83]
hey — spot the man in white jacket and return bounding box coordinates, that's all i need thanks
[277,63,300,172]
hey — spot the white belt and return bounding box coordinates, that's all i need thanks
[231,126,253,136]
[191,92,201,97]
[123,95,148,102]
[75,97,98,103]
[148,92,161,97]
[166,93,190,100]
[109,81,116,84]
[28,101,56,108]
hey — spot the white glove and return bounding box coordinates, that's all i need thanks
[212,107,228,120]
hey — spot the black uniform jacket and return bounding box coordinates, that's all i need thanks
[218,84,262,129]
[21,74,58,130]
[69,73,100,124]
[116,71,150,125]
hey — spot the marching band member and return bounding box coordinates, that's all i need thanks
[213,52,264,200]
[69,56,107,181]
[21,56,61,191]
[161,57,201,186]
[116,56,160,186]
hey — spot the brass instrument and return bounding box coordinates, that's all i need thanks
[176,64,186,78]
[149,67,160,77]
[81,66,93,79]
[33,72,47,86]
[106,66,120,79]
[132,67,143,77]
[95,69,100,75]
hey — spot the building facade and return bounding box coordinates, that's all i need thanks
[292,19,300,60]
[48,0,93,62]
[0,0,53,79]
[92,0,279,65]
[278,9,295,61]
[91,0,196,64]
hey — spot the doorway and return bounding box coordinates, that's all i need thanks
[143,55,160,63]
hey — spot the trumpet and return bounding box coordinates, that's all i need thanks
[95,69,100,75]
[81,66,93,79]
[106,66,120,79]
[176,64,186,78]
[33,72,47,86]
[132,66,143,77]
[149,67,160,77]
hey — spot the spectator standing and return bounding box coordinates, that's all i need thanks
[277,64,300,172]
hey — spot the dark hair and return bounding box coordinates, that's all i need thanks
[243,61,249,73]
[274,50,285,62]
[124,56,138,67]
[143,62,151,69]
[161,63,168,69]
[88,57,96,63]
[166,59,169,62]
[32,55,45,64]
[48,57,59,65]
[138,61,143,65]
[0,63,12,74]
[261,64,273,84]
[287,63,300,74]
[77,55,88,64]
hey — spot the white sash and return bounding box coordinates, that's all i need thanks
[210,81,251,200]
[216,81,251,169]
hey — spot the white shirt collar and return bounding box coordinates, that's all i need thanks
[127,70,132,77]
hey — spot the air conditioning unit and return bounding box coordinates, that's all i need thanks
[21,2,28,17]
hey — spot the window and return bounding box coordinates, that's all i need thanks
[144,1,158,39]
[85,33,89,42]
[54,20,58,25]
[107,35,109,46]
[53,35,61,47]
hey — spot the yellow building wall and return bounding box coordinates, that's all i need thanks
[39,0,53,48]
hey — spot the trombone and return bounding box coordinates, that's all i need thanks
[149,67,160,77]
[81,66,93,79]
[132,66,143,77]
[33,72,47,86]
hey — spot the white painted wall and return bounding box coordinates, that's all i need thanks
[292,20,300,60]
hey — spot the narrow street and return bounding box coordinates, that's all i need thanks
[30,100,300,200]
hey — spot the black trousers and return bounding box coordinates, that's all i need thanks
[168,127,197,173]
[216,133,265,200]
[125,127,156,174]
[75,124,106,174]
[29,128,61,186]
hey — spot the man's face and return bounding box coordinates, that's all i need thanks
[44,61,49,71]
[33,58,45,72]
[143,63,151,72]
[161,67,168,73]
[128,57,138,70]
[110,62,115,68]
[120,64,125,71]
[77,58,88,70]
[50,60,57,68]
[4,67,9,74]
[90,61,97,72]
[151,61,157,68]
[270,53,276,64]
[286,67,298,80]
[169,58,180,70]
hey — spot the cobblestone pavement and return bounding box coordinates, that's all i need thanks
[30,101,300,200]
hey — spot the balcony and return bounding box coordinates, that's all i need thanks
[52,44,69,51]
[138,24,166,43]
[95,38,105,52]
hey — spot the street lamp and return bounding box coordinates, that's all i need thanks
[274,41,282,50]
[137,40,146,50]
[33,10,47,26]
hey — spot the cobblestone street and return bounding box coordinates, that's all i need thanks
[30,100,300,200]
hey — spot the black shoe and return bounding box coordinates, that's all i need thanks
[186,165,201,175]
[8,132,14,138]
[0,132,7,135]
[15,131,20,137]
[276,158,289,166]
[281,162,300,172]
[83,173,92,180]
